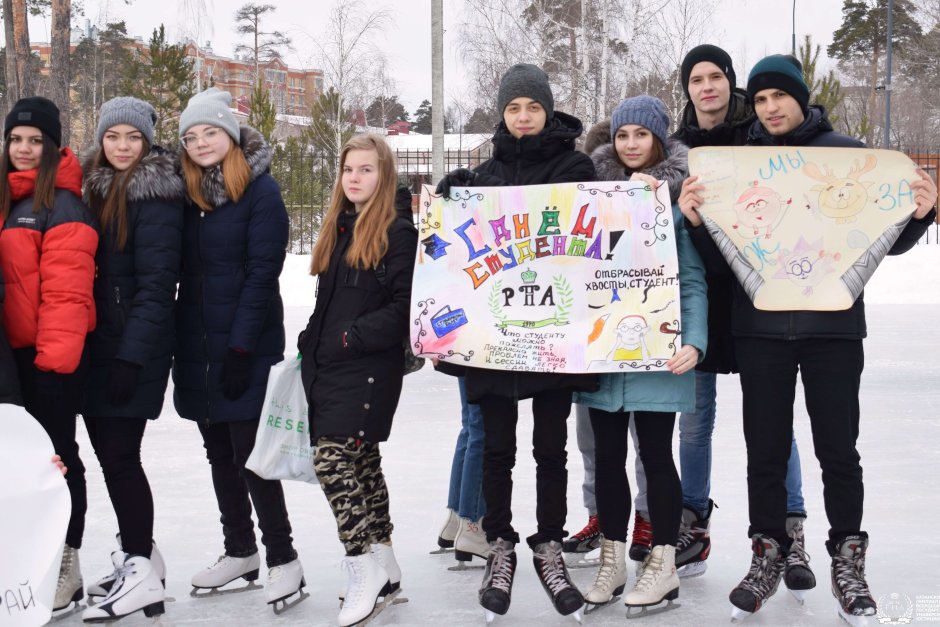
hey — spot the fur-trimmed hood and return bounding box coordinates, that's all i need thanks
[583,118,612,157]
[83,145,185,204]
[196,125,273,208]
[590,137,689,201]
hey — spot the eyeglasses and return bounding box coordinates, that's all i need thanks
[181,127,224,149]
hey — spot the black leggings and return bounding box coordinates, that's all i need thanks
[15,349,86,549]
[198,420,297,567]
[84,416,153,557]
[589,409,681,546]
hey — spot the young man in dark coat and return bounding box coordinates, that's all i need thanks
[671,45,807,579]
[435,63,595,621]
[680,54,938,622]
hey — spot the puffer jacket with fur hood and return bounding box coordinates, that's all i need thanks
[173,125,290,424]
[82,145,185,419]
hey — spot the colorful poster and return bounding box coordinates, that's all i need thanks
[0,404,70,626]
[688,146,920,311]
[411,181,683,373]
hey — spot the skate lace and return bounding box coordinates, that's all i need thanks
[632,513,652,547]
[786,537,811,569]
[832,554,872,605]
[101,561,135,602]
[267,565,285,585]
[573,516,599,540]
[56,548,74,589]
[489,547,514,593]
[739,551,781,596]
[593,542,620,588]
[537,546,573,596]
[676,523,696,552]
[633,550,664,592]
[207,555,230,570]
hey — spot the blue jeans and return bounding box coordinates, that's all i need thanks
[679,370,805,516]
[446,377,485,520]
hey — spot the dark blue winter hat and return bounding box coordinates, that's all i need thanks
[610,96,670,147]
[747,54,810,113]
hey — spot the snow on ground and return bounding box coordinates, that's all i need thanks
[57,245,940,627]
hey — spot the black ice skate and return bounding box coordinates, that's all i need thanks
[675,500,715,578]
[563,515,602,569]
[629,511,653,562]
[729,535,785,622]
[532,540,584,623]
[479,538,516,624]
[784,513,816,604]
[828,534,877,627]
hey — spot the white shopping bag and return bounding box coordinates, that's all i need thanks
[245,358,319,485]
[0,403,71,626]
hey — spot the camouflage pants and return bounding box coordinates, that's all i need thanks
[314,437,394,556]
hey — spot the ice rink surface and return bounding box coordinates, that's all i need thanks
[57,247,940,627]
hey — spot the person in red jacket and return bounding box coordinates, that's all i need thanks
[0,96,98,614]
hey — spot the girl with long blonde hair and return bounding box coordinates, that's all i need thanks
[299,134,417,627]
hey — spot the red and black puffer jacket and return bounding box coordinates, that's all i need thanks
[0,148,98,374]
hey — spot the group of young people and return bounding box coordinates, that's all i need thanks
[435,45,937,625]
[3,42,935,627]
[2,84,416,627]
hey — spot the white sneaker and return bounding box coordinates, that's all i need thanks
[88,536,166,597]
[624,545,679,607]
[584,538,627,604]
[337,553,390,627]
[53,545,83,611]
[82,553,164,622]
[371,542,401,593]
[454,517,489,560]
[191,552,261,589]
[265,558,305,604]
[437,509,459,548]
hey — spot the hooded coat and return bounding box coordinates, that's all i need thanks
[444,111,599,403]
[672,88,755,149]
[687,105,937,340]
[173,126,289,424]
[81,146,184,419]
[574,132,708,414]
[299,212,418,443]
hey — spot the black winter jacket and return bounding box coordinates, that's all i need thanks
[670,92,756,374]
[300,213,418,442]
[441,112,598,402]
[0,270,22,405]
[173,126,289,424]
[82,147,184,419]
[688,106,937,340]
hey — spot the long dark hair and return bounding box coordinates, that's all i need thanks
[86,140,152,251]
[0,133,61,219]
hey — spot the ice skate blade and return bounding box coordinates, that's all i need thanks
[430,546,455,555]
[271,586,309,615]
[448,560,485,572]
[484,609,497,624]
[678,561,707,578]
[789,588,809,604]
[49,601,85,622]
[571,607,584,623]
[838,608,873,627]
[189,580,262,598]
[730,605,753,622]
[584,595,622,614]
[625,598,680,619]
[565,556,600,569]
[351,589,408,626]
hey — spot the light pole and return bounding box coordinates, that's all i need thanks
[884,0,894,148]
[791,0,797,56]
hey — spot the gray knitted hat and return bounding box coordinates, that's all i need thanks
[179,88,240,143]
[610,95,670,147]
[496,63,554,120]
[97,96,157,146]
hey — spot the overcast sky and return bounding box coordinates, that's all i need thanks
[21,0,846,115]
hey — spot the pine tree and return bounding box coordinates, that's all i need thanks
[799,35,844,127]
[234,3,291,86]
[365,95,409,128]
[123,25,196,146]
[303,87,355,172]
[413,99,432,134]
[248,81,277,141]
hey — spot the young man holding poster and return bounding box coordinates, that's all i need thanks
[671,44,809,580]
[679,54,938,623]
[436,63,596,622]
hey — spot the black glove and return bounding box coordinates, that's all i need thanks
[435,168,476,200]
[107,359,141,406]
[34,368,67,399]
[220,349,252,400]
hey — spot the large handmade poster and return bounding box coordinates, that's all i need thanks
[687,146,920,311]
[411,181,683,373]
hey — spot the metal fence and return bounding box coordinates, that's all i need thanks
[271,147,939,253]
